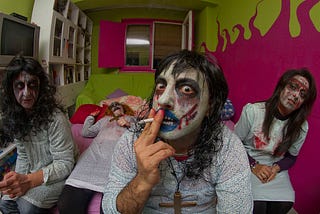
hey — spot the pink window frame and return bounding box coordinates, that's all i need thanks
[121,19,154,72]
[121,18,182,72]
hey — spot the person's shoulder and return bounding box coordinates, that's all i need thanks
[220,126,248,160]
[242,102,265,114]
[301,120,309,132]
[244,102,264,109]
[50,109,69,123]
[222,126,243,149]
[113,129,139,157]
[51,108,64,115]
[223,126,240,143]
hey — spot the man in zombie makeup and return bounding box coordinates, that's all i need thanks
[0,55,77,213]
[102,50,253,213]
[235,69,317,214]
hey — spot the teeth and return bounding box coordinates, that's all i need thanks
[163,116,177,125]
[162,121,175,126]
[164,116,175,121]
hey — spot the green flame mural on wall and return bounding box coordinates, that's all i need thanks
[210,0,320,51]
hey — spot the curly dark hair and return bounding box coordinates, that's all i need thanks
[141,50,229,179]
[0,55,65,139]
[263,68,317,156]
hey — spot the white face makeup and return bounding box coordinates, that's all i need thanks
[278,75,309,116]
[13,71,40,110]
[152,63,210,140]
[109,102,124,117]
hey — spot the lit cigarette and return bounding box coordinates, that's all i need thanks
[138,118,154,125]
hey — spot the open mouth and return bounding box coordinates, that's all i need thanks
[112,107,120,112]
[160,110,179,132]
[288,99,296,105]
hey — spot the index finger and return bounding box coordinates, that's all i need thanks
[138,108,164,146]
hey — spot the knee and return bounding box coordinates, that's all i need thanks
[57,193,75,213]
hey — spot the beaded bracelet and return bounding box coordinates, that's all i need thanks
[250,160,259,170]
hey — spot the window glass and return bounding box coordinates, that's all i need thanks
[125,25,150,66]
[153,22,182,69]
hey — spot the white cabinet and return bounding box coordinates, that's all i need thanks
[76,10,92,82]
[50,11,77,64]
[31,0,92,110]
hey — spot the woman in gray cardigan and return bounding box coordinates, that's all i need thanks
[0,55,77,213]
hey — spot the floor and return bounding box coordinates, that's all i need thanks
[288,208,298,214]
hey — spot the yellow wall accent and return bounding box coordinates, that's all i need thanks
[254,0,281,36]
[310,0,320,32]
[0,0,34,21]
[289,0,304,37]
[196,7,218,52]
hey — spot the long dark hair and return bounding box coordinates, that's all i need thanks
[147,50,229,178]
[0,55,65,139]
[263,68,317,156]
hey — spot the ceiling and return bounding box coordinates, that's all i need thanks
[73,0,219,13]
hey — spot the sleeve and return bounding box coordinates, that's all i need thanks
[247,153,258,166]
[81,115,103,137]
[274,121,308,171]
[14,140,30,174]
[234,103,255,143]
[215,131,253,213]
[102,131,137,213]
[42,112,76,184]
[274,152,297,171]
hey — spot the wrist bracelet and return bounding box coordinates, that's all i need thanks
[250,160,258,169]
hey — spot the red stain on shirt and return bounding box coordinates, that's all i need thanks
[254,135,268,149]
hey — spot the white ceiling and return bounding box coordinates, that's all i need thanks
[72,0,219,13]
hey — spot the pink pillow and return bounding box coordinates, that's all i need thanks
[70,104,108,124]
[106,88,128,99]
[71,124,94,153]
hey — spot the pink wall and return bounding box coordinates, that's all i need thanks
[211,0,320,213]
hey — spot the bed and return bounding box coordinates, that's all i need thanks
[59,91,235,213]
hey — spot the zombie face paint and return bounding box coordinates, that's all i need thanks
[278,75,309,116]
[13,71,40,110]
[152,63,209,140]
[109,102,124,117]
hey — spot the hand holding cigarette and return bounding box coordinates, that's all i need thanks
[137,118,154,125]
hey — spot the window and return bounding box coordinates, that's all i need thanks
[125,24,150,67]
[99,10,193,72]
[153,22,182,69]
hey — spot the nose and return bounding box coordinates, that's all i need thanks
[291,90,300,99]
[157,86,175,110]
[22,85,30,96]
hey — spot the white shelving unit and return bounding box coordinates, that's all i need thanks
[31,0,92,110]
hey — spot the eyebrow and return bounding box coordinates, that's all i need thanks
[289,79,308,90]
[155,76,167,84]
[175,78,199,87]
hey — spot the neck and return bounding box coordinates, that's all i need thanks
[275,107,290,121]
[277,105,288,116]
[166,130,199,155]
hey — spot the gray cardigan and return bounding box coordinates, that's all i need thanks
[3,110,77,208]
